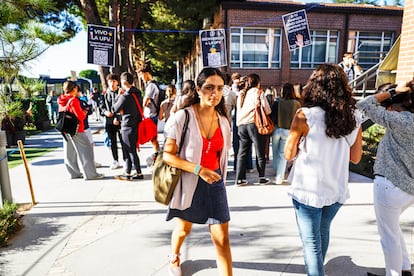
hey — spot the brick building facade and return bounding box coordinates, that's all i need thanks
[182,1,403,90]
[396,0,414,85]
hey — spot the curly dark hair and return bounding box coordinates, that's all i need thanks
[302,63,357,138]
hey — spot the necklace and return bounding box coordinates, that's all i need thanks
[196,105,215,139]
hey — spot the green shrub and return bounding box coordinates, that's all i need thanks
[350,123,385,178]
[0,201,21,247]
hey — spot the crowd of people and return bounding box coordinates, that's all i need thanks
[51,60,414,276]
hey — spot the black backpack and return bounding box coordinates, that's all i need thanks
[150,81,165,116]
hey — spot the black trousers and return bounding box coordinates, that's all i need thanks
[120,126,142,174]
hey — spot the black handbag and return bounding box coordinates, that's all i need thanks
[56,98,79,139]
[152,110,189,205]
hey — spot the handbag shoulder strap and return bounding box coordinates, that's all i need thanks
[64,97,75,112]
[177,109,189,154]
[131,92,144,118]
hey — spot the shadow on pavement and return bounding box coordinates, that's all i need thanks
[325,256,384,276]
[182,259,306,274]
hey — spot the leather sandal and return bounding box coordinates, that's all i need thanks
[168,253,182,276]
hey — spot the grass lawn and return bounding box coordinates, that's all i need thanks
[7,147,57,169]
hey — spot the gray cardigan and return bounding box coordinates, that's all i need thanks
[166,106,232,210]
[356,96,414,195]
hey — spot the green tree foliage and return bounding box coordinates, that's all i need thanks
[0,0,80,43]
[54,0,218,84]
[0,0,81,84]
[79,69,100,80]
[138,1,219,83]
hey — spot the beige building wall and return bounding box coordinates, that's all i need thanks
[396,0,414,85]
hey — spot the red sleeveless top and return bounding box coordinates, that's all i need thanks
[200,127,223,170]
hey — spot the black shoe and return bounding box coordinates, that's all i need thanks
[132,173,144,180]
[367,272,380,276]
[259,177,271,185]
[236,179,248,186]
[403,271,413,276]
[114,174,132,181]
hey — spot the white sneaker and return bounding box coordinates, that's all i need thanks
[111,160,120,170]
[274,177,283,185]
[95,162,102,168]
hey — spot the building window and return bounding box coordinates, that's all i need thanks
[230,28,282,68]
[290,30,339,69]
[347,31,394,70]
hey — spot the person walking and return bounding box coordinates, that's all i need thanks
[356,81,414,276]
[163,67,232,276]
[170,80,197,114]
[100,73,126,170]
[112,72,144,181]
[159,84,177,122]
[46,90,59,124]
[284,64,363,276]
[57,81,104,180]
[142,70,161,165]
[270,83,301,184]
[91,87,101,121]
[235,73,271,186]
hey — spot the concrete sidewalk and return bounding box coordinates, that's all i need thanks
[0,120,413,276]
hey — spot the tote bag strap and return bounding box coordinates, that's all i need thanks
[177,109,189,154]
[131,92,144,118]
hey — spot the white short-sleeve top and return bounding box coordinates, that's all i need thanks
[288,107,362,208]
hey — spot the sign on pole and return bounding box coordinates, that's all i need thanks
[87,24,116,67]
[199,29,227,68]
[282,9,312,51]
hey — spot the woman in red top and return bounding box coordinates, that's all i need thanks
[163,68,232,276]
[57,81,103,180]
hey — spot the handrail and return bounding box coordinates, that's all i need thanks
[349,62,381,97]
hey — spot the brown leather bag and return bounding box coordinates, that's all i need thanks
[254,90,275,135]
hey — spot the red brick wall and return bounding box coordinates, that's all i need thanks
[223,7,402,88]
[186,4,403,89]
[396,1,414,85]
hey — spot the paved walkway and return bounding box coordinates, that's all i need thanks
[0,120,413,276]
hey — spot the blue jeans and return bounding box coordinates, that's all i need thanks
[292,199,342,276]
[272,128,289,182]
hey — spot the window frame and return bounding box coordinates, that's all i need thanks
[230,27,282,69]
[290,30,339,69]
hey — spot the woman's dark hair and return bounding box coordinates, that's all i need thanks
[190,67,227,118]
[63,80,77,94]
[239,73,260,107]
[379,81,414,112]
[282,83,295,100]
[181,80,196,96]
[377,82,397,108]
[404,80,414,113]
[302,63,357,138]
[243,73,260,92]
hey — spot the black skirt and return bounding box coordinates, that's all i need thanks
[166,170,230,224]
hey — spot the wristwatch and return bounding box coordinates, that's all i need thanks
[388,88,397,98]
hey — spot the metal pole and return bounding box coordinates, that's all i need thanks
[0,130,13,206]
